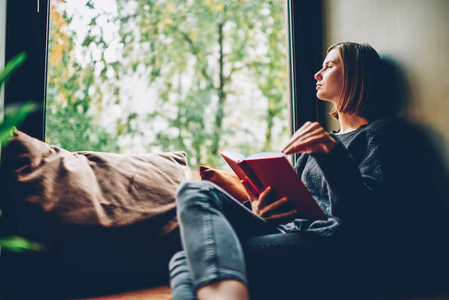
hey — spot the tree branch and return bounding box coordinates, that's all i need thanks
[170,24,214,89]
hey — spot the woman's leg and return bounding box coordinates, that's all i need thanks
[169,251,196,300]
[169,250,248,300]
[169,181,281,300]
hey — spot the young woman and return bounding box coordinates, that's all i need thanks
[168,42,405,299]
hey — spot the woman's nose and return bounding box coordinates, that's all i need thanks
[314,69,322,81]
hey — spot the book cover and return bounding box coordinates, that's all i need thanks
[220,151,327,220]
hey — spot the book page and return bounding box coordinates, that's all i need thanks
[246,152,284,160]
[219,151,246,162]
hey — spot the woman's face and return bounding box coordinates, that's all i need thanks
[314,48,344,105]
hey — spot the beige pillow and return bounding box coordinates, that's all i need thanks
[3,130,188,233]
[0,130,192,278]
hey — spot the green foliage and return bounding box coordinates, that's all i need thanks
[45,4,119,152]
[0,52,26,84]
[0,54,41,253]
[0,102,35,149]
[46,0,288,168]
[0,52,35,153]
[0,235,44,253]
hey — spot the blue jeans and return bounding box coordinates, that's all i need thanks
[169,181,283,300]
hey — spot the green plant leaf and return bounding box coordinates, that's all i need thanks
[0,53,42,255]
[0,52,27,86]
[0,235,44,253]
[0,101,36,148]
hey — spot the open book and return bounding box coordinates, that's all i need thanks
[220,151,327,220]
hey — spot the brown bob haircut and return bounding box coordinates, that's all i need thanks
[328,42,384,121]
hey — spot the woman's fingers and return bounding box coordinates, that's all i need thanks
[282,121,315,151]
[282,122,336,155]
[284,133,336,154]
[264,209,298,221]
[251,186,273,215]
[249,188,299,222]
[282,122,323,152]
[259,196,288,216]
[240,179,258,202]
[260,198,298,221]
[283,131,322,154]
[287,126,324,149]
[258,186,273,207]
[251,188,294,219]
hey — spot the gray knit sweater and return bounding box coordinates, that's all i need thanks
[278,119,394,240]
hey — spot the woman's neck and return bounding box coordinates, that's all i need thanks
[337,113,369,134]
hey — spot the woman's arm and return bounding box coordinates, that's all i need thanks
[283,121,389,228]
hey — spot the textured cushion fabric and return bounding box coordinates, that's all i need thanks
[199,165,248,203]
[0,131,190,297]
[3,130,188,232]
[0,130,189,283]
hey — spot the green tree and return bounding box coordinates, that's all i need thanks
[111,0,287,166]
[46,0,119,152]
[46,0,288,169]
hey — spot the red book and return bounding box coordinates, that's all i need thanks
[220,151,327,220]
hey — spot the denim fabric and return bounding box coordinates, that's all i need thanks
[169,251,196,300]
[169,181,282,299]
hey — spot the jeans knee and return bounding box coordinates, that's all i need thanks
[176,181,217,207]
[175,181,223,227]
[177,180,216,196]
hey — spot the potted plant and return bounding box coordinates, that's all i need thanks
[0,52,42,253]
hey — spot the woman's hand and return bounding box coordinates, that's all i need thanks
[282,121,337,155]
[241,180,297,223]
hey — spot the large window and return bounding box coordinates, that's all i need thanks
[4,0,323,169]
[46,0,289,171]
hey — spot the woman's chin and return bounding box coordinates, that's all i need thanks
[316,94,337,105]
[316,96,330,102]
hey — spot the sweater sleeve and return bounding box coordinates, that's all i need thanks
[311,128,387,231]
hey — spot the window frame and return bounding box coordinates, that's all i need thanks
[4,0,50,141]
[286,0,323,135]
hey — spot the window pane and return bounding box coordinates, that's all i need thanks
[46,0,288,171]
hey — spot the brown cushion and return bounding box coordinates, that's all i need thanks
[199,165,248,203]
[3,130,188,232]
[0,130,190,292]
